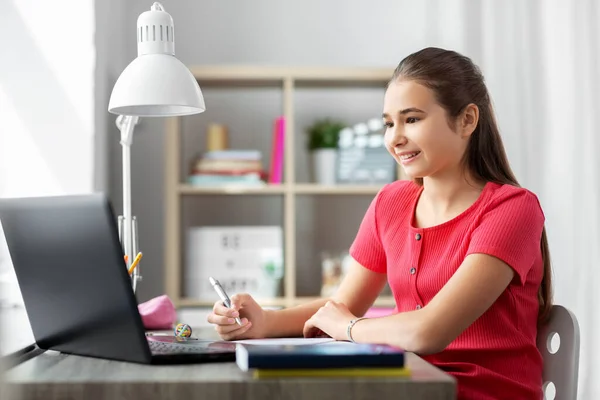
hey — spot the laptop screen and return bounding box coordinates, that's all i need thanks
[0,194,152,363]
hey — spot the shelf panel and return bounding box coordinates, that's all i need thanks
[179,297,289,308]
[189,66,392,83]
[179,184,387,195]
[190,66,287,81]
[294,184,383,195]
[179,184,288,195]
[373,297,396,307]
[179,296,395,308]
[293,296,396,307]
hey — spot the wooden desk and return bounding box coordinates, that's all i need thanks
[1,312,456,400]
[3,350,455,400]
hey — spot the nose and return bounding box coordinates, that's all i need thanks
[386,125,407,148]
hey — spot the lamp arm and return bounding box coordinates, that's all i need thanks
[116,115,139,146]
[116,116,141,293]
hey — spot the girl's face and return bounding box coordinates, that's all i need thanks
[382,80,472,179]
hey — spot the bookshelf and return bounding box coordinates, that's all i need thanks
[164,66,406,309]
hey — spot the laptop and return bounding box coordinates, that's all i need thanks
[0,193,236,364]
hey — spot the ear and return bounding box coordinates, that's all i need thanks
[459,104,479,138]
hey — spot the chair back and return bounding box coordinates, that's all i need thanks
[537,305,580,400]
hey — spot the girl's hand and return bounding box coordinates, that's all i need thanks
[206,293,268,340]
[303,300,357,341]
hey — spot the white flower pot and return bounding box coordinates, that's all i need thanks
[312,149,337,185]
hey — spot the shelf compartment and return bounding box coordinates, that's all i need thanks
[180,195,285,301]
[294,194,374,297]
[179,86,284,185]
[181,195,283,226]
[293,86,388,184]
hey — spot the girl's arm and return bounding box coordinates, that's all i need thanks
[306,253,515,354]
[264,258,387,337]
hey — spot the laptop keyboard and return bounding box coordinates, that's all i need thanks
[148,339,227,355]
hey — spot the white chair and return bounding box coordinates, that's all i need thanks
[537,305,580,400]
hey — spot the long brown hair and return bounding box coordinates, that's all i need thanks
[390,47,552,322]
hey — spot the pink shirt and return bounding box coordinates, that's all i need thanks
[350,180,544,399]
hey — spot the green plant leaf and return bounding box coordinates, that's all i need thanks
[305,118,346,150]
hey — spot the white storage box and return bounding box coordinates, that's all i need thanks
[184,226,283,302]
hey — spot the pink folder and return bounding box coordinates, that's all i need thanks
[269,116,285,184]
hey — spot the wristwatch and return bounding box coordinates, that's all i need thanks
[346,317,366,343]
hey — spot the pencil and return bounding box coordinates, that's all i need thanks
[128,252,143,275]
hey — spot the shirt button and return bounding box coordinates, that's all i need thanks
[415,233,422,241]
[410,267,416,275]
[416,305,422,310]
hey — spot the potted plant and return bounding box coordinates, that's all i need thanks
[306,119,345,184]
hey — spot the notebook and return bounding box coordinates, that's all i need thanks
[236,341,405,371]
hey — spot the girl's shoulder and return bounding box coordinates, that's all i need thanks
[480,182,546,222]
[485,182,544,210]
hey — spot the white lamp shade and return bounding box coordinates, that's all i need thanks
[108,53,205,117]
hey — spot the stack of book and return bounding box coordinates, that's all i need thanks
[236,342,409,378]
[188,150,266,186]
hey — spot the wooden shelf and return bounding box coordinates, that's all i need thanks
[189,66,392,83]
[294,296,396,307]
[178,296,396,308]
[179,297,289,308]
[178,184,383,196]
[165,66,402,312]
[294,184,383,195]
[179,184,288,195]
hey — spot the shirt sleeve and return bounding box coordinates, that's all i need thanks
[349,190,387,273]
[467,189,545,285]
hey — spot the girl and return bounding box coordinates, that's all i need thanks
[207,47,551,399]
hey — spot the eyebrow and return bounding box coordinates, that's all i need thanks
[382,108,427,118]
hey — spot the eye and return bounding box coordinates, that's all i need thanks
[405,117,419,124]
[383,121,393,128]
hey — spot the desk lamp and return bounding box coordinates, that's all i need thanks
[108,2,205,293]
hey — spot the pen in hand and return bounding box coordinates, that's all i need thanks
[209,277,243,326]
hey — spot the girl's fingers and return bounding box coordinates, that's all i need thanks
[215,318,250,335]
[212,300,240,318]
[222,320,253,341]
[206,313,239,326]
